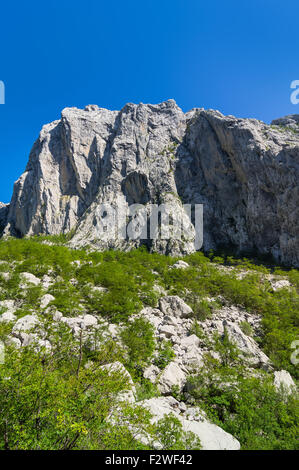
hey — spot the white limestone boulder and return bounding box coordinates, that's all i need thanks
[140,397,240,450]
[170,260,190,270]
[158,361,186,394]
[12,314,40,335]
[159,296,193,318]
[100,361,136,403]
[274,370,296,395]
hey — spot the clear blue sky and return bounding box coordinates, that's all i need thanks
[1,0,299,203]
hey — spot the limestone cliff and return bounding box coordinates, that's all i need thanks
[2,100,299,266]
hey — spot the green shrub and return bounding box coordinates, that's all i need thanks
[154,339,176,369]
[135,377,160,401]
[49,280,84,316]
[121,318,156,372]
[240,321,253,337]
[213,328,240,366]
[189,320,212,348]
[154,414,201,450]
[191,298,213,320]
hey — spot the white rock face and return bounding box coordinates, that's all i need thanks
[182,419,240,450]
[138,296,204,382]
[143,364,160,382]
[80,314,98,329]
[206,304,262,335]
[60,316,80,330]
[139,295,275,393]
[158,361,187,394]
[52,310,63,321]
[12,314,40,335]
[42,275,54,289]
[17,332,51,351]
[180,334,200,349]
[0,202,9,232]
[140,397,240,450]
[100,361,136,403]
[224,321,271,368]
[274,370,296,394]
[0,272,10,281]
[106,323,119,338]
[0,299,16,311]
[60,314,98,332]
[159,296,193,318]
[158,324,177,338]
[6,336,22,348]
[2,102,299,265]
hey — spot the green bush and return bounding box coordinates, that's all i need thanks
[154,414,201,450]
[213,328,240,367]
[135,377,160,401]
[240,320,253,337]
[189,320,212,348]
[121,318,156,372]
[154,339,176,369]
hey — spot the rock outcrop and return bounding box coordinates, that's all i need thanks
[274,370,296,395]
[0,202,9,233]
[140,397,240,450]
[2,101,299,265]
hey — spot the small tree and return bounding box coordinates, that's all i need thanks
[121,318,156,373]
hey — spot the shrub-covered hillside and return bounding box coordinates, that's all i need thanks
[0,236,298,450]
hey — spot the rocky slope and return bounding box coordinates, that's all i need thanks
[0,242,297,450]
[2,101,299,266]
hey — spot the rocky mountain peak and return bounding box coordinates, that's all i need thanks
[2,102,299,266]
